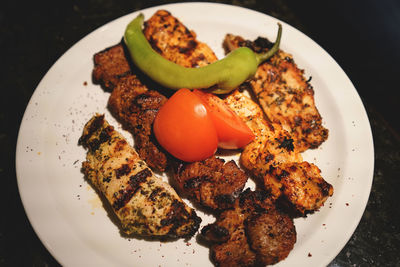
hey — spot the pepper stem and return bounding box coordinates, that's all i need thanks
[255,23,282,65]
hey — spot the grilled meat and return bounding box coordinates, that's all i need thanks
[144,10,218,67]
[224,91,333,215]
[224,90,302,175]
[223,34,328,152]
[108,75,169,172]
[173,157,248,210]
[202,189,296,266]
[92,43,132,91]
[265,161,333,214]
[79,114,200,238]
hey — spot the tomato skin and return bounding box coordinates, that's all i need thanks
[193,90,255,149]
[153,89,218,162]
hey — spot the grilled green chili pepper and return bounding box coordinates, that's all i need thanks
[124,13,282,94]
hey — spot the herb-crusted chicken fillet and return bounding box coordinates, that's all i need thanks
[79,114,201,238]
[224,91,333,215]
[143,9,218,68]
[223,34,328,152]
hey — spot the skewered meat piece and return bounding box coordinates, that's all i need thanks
[223,34,328,152]
[173,157,248,210]
[79,114,201,238]
[224,91,333,215]
[202,189,296,266]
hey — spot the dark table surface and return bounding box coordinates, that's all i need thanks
[1,0,399,266]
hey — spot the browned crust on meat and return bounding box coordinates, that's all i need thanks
[92,42,132,91]
[201,189,296,266]
[266,161,333,215]
[107,75,169,172]
[144,10,218,67]
[173,157,248,210]
[223,34,329,152]
[224,90,333,216]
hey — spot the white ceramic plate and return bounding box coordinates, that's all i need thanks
[16,2,374,267]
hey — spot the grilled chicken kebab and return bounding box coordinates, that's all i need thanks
[79,114,200,238]
[224,34,329,153]
[225,90,333,215]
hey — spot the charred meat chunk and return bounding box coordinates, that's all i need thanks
[202,189,296,266]
[173,157,248,210]
[108,75,169,172]
[92,42,132,91]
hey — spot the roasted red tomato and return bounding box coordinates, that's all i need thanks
[193,89,255,149]
[153,88,218,162]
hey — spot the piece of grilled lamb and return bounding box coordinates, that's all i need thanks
[172,156,248,211]
[202,189,296,266]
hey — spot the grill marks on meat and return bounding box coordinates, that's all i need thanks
[108,75,168,172]
[202,189,296,266]
[267,162,333,214]
[79,114,201,238]
[144,10,218,67]
[223,34,328,153]
[224,91,333,215]
[173,157,248,210]
[93,10,218,172]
